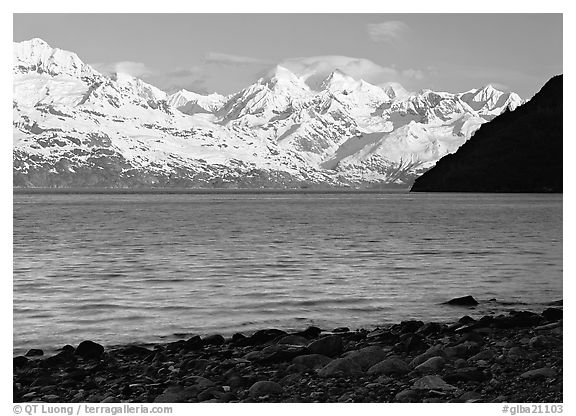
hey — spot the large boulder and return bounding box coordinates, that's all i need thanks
[443,296,479,306]
[520,367,556,379]
[414,356,446,374]
[277,335,309,346]
[318,358,363,377]
[75,340,104,359]
[367,357,410,376]
[248,381,283,398]
[202,334,225,346]
[412,375,458,391]
[343,346,389,370]
[244,344,307,364]
[25,349,44,357]
[306,335,343,357]
[248,329,287,345]
[292,354,332,369]
[409,345,446,367]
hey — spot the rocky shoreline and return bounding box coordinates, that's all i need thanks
[13,299,563,403]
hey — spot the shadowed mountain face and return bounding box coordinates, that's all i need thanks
[411,75,562,193]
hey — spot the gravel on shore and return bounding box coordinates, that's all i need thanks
[13,303,563,403]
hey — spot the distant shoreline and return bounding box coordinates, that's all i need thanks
[13,187,410,195]
[12,188,564,195]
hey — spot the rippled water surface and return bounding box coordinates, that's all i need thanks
[13,192,562,354]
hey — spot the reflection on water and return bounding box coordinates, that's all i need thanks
[13,193,562,354]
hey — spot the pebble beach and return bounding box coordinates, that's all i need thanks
[13,298,563,403]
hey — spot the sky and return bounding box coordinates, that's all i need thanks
[13,14,562,98]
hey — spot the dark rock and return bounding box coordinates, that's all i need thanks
[165,340,186,352]
[75,340,104,359]
[248,380,283,397]
[276,335,309,346]
[31,375,59,387]
[395,334,429,353]
[318,358,363,377]
[196,389,216,402]
[292,354,332,369]
[185,376,215,390]
[181,359,212,373]
[444,367,486,383]
[154,385,198,403]
[286,363,308,373]
[520,367,556,379]
[118,345,152,357]
[25,348,44,357]
[306,335,343,357]
[245,344,307,364]
[60,345,75,354]
[343,346,389,370]
[66,368,89,382]
[468,350,494,362]
[409,345,446,368]
[367,357,410,376]
[366,329,399,345]
[543,308,563,321]
[455,331,485,345]
[345,329,368,342]
[444,341,481,359]
[227,374,249,389]
[507,311,543,327]
[332,327,350,333]
[443,296,479,306]
[459,316,476,324]
[41,349,76,368]
[202,334,225,346]
[183,335,204,350]
[231,333,246,343]
[477,315,495,326]
[507,347,528,361]
[529,335,561,349]
[412,375,458,391]
[417,322,442,336]
[297,326,322,339]
[395,320,424,333]
[414,356,446,374]
[13,356,28,369]
[547,300,563,307]
[459,391,483,402]
[248,329,288,345]
[394,388,420,402]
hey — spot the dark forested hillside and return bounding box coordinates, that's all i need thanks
[411,75,562,193]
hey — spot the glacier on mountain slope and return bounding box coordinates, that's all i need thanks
[13,39,525,188]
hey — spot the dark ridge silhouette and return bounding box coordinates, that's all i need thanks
[411,75,562,193]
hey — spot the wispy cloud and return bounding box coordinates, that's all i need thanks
[366,21,410,44]
[90,54,426,96]
[401,68,424,80]
[91,61,153,78]
[279,55,425,91]
[203,52,272,66]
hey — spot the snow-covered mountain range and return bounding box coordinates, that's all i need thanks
[13,38,524,188]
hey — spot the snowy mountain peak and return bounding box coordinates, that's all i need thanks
[112,72,167,101]
[13,39,526,189]
[458,84,524,116]
[380,82,410,100]
[321,69,359,92]
[13,38,99,79]
[261,65,310,92]
[166,89,203,108]
[166,89,226,114]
